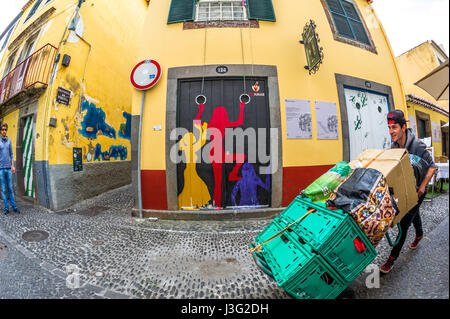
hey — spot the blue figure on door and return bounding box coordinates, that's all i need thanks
[231,162,270,207]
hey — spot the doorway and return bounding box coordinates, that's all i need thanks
[176,77,272,209]
[16,115,36,200]
[343,87,391,161]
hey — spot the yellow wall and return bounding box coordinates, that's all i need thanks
[407,103,448,156]
[1,110,20,159]
[397,41,449,110]
[134,0,406,171]
[1,0,147,165]
[397,41,449,157]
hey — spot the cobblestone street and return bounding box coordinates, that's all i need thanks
[0,185,448,299]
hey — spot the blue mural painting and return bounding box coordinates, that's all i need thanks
[79,101,116,139]
[231,163,270,207]
[118,111,131,140]
[94,143,128,161]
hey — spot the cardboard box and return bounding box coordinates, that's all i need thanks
[349,149,418,226]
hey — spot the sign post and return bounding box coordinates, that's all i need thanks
[130,59,162,219]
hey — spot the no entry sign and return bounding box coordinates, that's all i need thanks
[130,59,162,90]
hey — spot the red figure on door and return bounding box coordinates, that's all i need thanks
[195,102,247,208]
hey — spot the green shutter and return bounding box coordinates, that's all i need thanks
[167,0,196,24]
[326,0,371,46]
[247,0,276,22]
[326,0,344,15]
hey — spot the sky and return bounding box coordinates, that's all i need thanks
[0,0,28,36]
[0,0,449,57]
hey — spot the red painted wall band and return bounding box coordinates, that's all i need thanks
[282,165,334,206]
[141,165,334,210]
[141,170,168,210]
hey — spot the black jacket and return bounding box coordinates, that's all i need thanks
[391,128,436,187]
[391,128,436,168]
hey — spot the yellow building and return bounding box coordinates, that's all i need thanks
[132,0,408,216]
[0,0,147,210]
[396,40,449,159]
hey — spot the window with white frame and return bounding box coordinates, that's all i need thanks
[196,0,248,22]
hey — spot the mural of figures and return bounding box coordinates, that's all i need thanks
[176,78,271,210]
[79,101,116,139]
[118,111,132,140]
[200,101,247,208]
[93,143,128,161]
[178,120,211,209]
[231,163,270,207]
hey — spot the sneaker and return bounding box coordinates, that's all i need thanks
[380,256,396,274]
[3,210,9,215]
[409,235,423,249]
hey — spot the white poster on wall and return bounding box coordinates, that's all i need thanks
[315,101,339,140]
[285,99,312,139]
[432,121,442,142]
[344,88,391,161]
[408,115,417,137]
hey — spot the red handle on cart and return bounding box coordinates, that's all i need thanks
[353,237,366,253]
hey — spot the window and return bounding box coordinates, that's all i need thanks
[324,0,372,47]
[25,0,44,23]
[196,0,247,22]
[3,50,18,77]
[433,49,446,65]
[167,0,275,24]
[17,32,39,65]
[415,110,431,139]
[418,119,427,139]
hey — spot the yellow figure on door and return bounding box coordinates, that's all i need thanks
[178,121,211,209]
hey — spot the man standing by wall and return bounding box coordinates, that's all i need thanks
[380,110,437,273]
[0,123,19,215]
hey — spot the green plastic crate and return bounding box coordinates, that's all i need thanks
[267,196,377,283]
[318,218,377,282]
[256,225,347,299]
[283,253,348,299]
[255,221,314,287]
[255,221,348,299]
[273,197,349,250]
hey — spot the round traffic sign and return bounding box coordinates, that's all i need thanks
[130,59,162,90]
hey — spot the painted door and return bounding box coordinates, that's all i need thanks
[344,87,391,161]
[22,116,35,198]
[176,78,271,210]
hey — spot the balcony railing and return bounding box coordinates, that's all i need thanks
[0,43,57,105]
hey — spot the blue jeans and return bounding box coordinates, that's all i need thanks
[0,168,17,212]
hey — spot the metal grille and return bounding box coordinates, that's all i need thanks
[0,43,57,105]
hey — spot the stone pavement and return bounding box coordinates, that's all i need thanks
[0,184,448,299]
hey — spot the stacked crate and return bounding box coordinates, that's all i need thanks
[252,196,377,299]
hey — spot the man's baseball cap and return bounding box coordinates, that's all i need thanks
[387,110,407,125]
